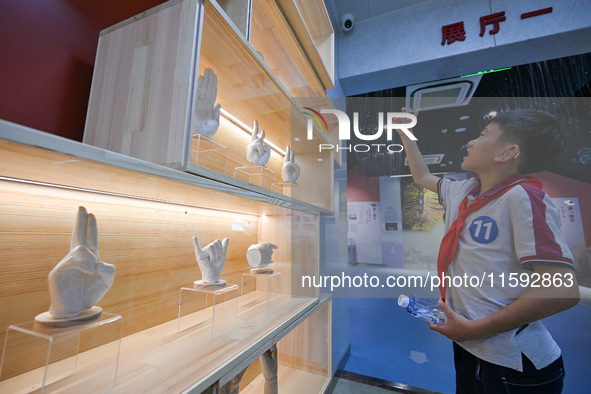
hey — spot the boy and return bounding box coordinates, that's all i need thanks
[397,108,580,393]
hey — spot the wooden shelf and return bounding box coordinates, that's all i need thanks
[0,121,331,216]
[83,0,337,206]
[0,0,335,391]
[0,295,320,393]
[0,121,330,392]
[276,0,335,90]
[248,0,340,166]
[250,0,325,100]
[185,162,332,215]
[202,0,330,151]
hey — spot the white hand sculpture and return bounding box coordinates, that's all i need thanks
[48,206,116,319]
[281,145,300,183]
[246,242,278,268]
[193,68,221,138]
[246,121,271,166]
[193,236,230,284]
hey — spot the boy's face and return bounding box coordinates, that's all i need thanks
[461,122,507,172]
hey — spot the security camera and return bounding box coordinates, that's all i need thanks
[341,13,354,32]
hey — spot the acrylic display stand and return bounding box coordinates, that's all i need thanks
[0,312,122,394]
[191,134,228,174]
[234,165,275,189]
[178,284,239,338]
[272,181,295,197]
[240,272,282,309]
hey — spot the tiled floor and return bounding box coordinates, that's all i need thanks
[325,378,400,394]
[325,371,444,394]
[341,297,591,393]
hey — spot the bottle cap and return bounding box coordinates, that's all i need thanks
[398,294,409,308]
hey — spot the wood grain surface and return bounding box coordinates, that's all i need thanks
[0,133,327,391]
[1,0,335,389]
[276,0,334,90]
[84,0,200,167]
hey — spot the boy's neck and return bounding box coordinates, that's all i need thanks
[475,168,520,196]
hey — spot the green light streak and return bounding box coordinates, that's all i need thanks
[259,109,286,115]
[461,67,512,78]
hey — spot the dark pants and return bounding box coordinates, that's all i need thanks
[453,342,564,394]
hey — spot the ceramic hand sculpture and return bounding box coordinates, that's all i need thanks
[281,145,300,183]
[193,236,230,286]
[193,68,221,137]
[246,121,271,166]
[43,206,116,323]
[246,242,278,270]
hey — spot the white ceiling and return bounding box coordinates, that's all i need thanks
[329,0,435,24]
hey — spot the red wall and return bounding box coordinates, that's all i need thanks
[347,164,381,202]
[0,0,166,141]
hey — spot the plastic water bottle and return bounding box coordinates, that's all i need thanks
[398,294,446,325]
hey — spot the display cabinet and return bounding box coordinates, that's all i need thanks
[83,0,338,209]
[0,121,331,393]
[1,0,335,392]
[275,0,334,91]
[248,0,340,167]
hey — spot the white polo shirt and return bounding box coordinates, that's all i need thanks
[438,174,574,371]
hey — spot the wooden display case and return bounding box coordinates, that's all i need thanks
[276,0,334,91]
[1,0,336,392]
[249,0,340,167]
[83,0,338,208]
[0,121,331,393]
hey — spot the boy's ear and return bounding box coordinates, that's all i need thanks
[495,145,520,162]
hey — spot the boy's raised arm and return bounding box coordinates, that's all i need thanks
[395,109,440,193]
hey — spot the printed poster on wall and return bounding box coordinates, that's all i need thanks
[551,197,590,285]
[347,201,383,265]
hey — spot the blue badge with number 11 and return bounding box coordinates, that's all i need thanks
[469,216,499,243]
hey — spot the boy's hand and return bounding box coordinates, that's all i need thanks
[393,107,440,192]
[429,300,480,342]
[392,107,420,138]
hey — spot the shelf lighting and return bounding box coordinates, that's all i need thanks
[0,176,261,218]
[220,108,287,156]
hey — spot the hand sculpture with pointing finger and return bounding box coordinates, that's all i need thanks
[246,121,271,166]
[193,236,230,287]
[193,68,221,138]
[281,145,300,184]
[37,206,116,326]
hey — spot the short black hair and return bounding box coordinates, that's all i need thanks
[490,109,565,174]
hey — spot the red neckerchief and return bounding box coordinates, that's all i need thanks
[437,175,543,301]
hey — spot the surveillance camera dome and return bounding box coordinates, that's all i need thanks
[341,13,354,32]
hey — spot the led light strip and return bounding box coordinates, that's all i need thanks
[220,108,287,156]
[0,176,260,217]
